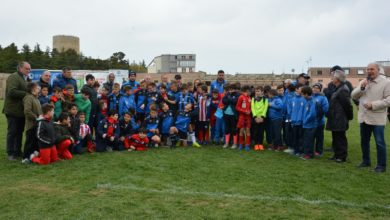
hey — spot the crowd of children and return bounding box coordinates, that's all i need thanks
[23,71,330,165]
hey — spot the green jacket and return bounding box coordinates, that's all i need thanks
[251,97,268,118]
[3,72,28,117]
[74,94,91,124]
[23,93,42,131]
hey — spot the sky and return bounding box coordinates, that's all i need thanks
[1,0,390,74]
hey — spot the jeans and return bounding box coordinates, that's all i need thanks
[292,125,304,154]
[360,123,387,167]
[271,119,283,147]
[303,128,316,157]
[314,124,325,154]
[213,117,225,142]
[284,122,293,148]
[6,115,25,157]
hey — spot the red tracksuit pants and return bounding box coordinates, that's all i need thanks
[32,146,59,165]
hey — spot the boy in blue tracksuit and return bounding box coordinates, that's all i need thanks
[134,81,148,122]
[301,86,318,160]
[312,83,329,156]
[166,81,180,115]
[169,103,192,148]
[290,85,305,155]
[283,84,296,153]
[176,84,195,112]
[109,83,122,112]
[119,85,136,117]
[142,108,161,147]
[145,82,162,115]
[268,89,284,151]
[159,103,175,146]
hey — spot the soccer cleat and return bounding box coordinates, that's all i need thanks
[300,154,312,160]
[254,145,259,151]
[284,148,294,154]
[259,145,265,151]
[231,144,237,149]
[239,145,243,150]
[245,145,250,151]
[21,158,31,164]
[222,143,229,149]
[192,141,201,148]
[29,153,36,161]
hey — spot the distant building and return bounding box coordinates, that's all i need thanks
[53,35,80,54]
[309,62,390,88]
[147,54,196,73]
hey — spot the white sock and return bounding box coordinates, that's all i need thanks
[190,132,196,142]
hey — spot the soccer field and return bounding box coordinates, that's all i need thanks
[0,101,389,219]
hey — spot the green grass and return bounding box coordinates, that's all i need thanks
[0,100,389,219]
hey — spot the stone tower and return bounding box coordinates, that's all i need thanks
[53,35,80,54]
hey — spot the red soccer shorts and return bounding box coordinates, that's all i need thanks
[237,114,251,129]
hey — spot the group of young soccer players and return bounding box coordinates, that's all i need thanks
[24,70,329,165]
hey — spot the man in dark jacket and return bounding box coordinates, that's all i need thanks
[103,73,115,93]
[2,61,31,160]
[37,70,52,95]
[52,67,78,93]
[81,74,98,133]
[326,70,353,163]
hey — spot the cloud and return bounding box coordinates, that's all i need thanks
[1,0,389,73]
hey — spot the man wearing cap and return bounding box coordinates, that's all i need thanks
[352,62,390,173]
[121,71,140,93]
[210,70,226,95]
[297,73,310,86]
[326,70,353,163]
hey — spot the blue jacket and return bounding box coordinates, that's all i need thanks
[121,80,140,93]
[52,74,78,93]
[142,116,160,138]
[210,79,226,94]
[302,97,318,129]
[175,111,191,132]
[145,91,162,114]
[283,91,295,121]
[167,90,180,112]
[268,96,283,120]
[119,94,135,116]
[290,94,305,126]
[38,95,50,105]
[159,110,174,135]
[109,93,122,112]
[176,92,195,112]
[134,89,148,113]
[312,93,329,126]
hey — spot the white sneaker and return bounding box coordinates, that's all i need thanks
[284,148,294,154]
[21,158,31,164]
[29,153,36,161]
[231,144,237,149]
[222,143,229,149]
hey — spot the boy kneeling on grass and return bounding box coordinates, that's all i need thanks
[96,109,120,152]
[169,103,192,148]
[54,112,74,160]
[125,127,149,151]
[30,104,59,165]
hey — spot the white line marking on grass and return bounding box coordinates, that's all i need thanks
[96,183,390,210]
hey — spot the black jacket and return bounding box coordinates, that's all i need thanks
[69,115,80,141]
[36,117,56,148]
[53,123,73,144]
[326,83,353,131]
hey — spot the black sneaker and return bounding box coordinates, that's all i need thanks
[374,167,386,173]
[357,163,371,168]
